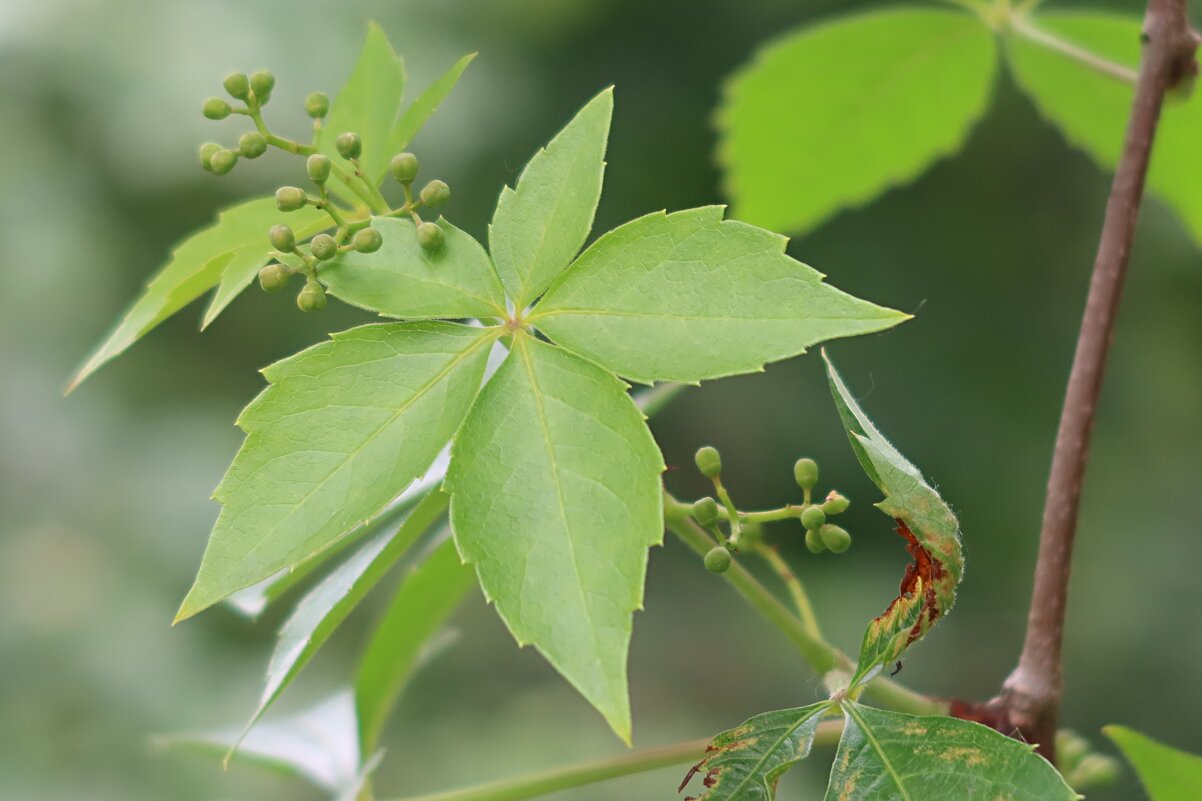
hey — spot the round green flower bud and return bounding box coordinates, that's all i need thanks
[199,142,222,171]
[800,505,826,531]
[419,179,450,207]
[258,262,292,293]
[209,148,237,175]
[821,492,850,516]
[269,224,295,252]
[793,458,819,490]
[306,154,332,184]
[390,152,419,183]
[275,186,307,212]
[310,233,338,261]
[805,528,826,554]
[416,221,445,251]
[297,279,327,312]
[704,546,732,574]
[819,524,851,554]
[353,227,383,254]
[203,97,231,120]
[694,446,722,478]
[1067,755,1119,788]
[224,71,250,100]
[1055,731,1090,770]
[250,70,275,99]
[304,91,329,119]
[335,131,362,160]
[692,497,720,528]
[238,131,268,159]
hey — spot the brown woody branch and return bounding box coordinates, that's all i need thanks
[982,0,1199,764]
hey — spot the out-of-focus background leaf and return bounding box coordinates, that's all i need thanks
[1,1,1199,800]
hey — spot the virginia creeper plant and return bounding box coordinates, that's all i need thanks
[70,2,1202,798]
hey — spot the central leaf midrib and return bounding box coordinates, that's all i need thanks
[844,703,914,801]
[724,704,829,797]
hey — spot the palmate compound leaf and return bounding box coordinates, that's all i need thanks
[1007,13,1202,249]
[319,216,507,321]
[489,87,611,307]
[1104,726,1202,801]
[826,703,1079,801]
[718,7,998,235]
[445,333,665,742]
[233,491,449,756]
[823,353,963,686]
[531,206,909,384]
[678,703,832,801]
[175,321,496,621]
[355,534,476,754]
[68,197,326,391]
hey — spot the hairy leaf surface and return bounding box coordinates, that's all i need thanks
[719,8,997,234]
[489,88,611,305]
[533,207,908,383]
[827,703,1078,800]
[320,217,506,320]
[176,322,495,620]
[237,492,448,748]
[679,703,831,801]
[1105,725,1202,801]
[824,353,963,685]
[318,22,407,189]
[70,197,324,391]
[1008,13,1202,247]
[389,53,477,154]
[445,335,664,741]
[355,535,475,753]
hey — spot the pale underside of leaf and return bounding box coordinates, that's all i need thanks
[533,206,909,383]
[69,197,324,391]
[823,353,963,683]
[176,322,496,621]
[489,88,612,306]
[1006,12,1202,248]
[318,22,407,191]
[718,7,998,234]
[1104,725,1202,801]
[320,216,506,320]
[445,334,664,742]
[680,702,831,801]
[827,703,1079,801]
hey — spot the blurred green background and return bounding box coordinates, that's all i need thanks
[2,0,1200,799]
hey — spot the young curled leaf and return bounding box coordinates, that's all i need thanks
[823,352,963,686]
[679,702,831,801]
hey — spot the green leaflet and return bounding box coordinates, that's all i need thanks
[1105,725,1202,801]
[827,703,1079,801]
[68,197,324,392]
[318,22,407,190]
[489,88,612,306]
[234,492,449,752]
[175,322,496,620]
[680,703,831,801]
[320,217,507,320]
[355,535,475,754]
[533,206,908,384]
[389,53,477,154]
[823,353,963,686]
[1006,12,1202,248]
[718,8,997,234]
[445,334,664,742]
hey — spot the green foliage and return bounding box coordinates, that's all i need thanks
[826,703,1078,801]
[1105,725,1202,801]
[680,703,829,800]
[718,8,998,234]
[387,52,477,155]
[175,323,494,620]
[489,88,611,306]
[355,535,475,754]
[533,206,906,383]
[445,335,665,742]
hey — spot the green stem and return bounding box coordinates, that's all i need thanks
[754,543,823,640]
[1008,14,1138,84]
[664,497,944,716]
